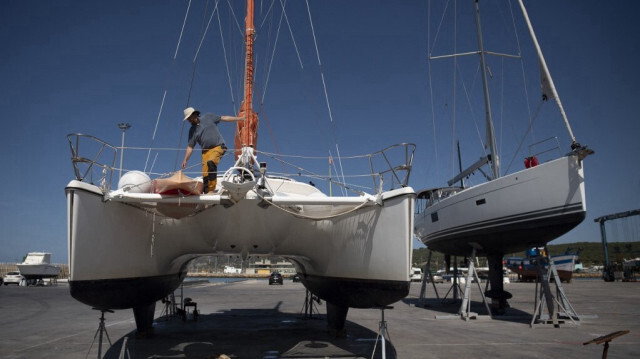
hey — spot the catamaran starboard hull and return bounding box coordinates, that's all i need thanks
[415,155,586,256]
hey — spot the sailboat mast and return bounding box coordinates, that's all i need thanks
[235,0,259,160]
[517,0,577,146]
[473,0,500,180]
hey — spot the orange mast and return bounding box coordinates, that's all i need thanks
[234,0,258,160]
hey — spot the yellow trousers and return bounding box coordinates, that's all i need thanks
[202,146,226,193]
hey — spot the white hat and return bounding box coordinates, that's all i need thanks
[183,107,199,121]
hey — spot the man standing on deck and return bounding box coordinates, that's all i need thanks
[181,107,244,194]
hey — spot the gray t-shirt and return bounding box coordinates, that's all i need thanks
[187,113,226,153]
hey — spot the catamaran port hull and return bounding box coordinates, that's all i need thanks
[66,179,415,316]
[415,155,586,257]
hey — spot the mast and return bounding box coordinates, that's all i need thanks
[517,0,577,146]
[235,0,259,160]
[473,0,500,180]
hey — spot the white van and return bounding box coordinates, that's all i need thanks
[410,267,423,282]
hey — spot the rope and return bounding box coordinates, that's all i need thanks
[254,187,376,221]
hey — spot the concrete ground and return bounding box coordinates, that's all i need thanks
[0,278,638,358]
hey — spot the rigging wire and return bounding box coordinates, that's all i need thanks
[305,0,346,195]
[503,101,543,174]
[216,5,237,113]
[144,0,192,174]
[451,0,457,179]
[173,0,218,171]
[280,0,304,69]
[260,0,285,105]
[507,0,535,156]
[427,0,439,177]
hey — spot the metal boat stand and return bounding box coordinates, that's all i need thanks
[160,292,177,320]
[436,248,492,321]
[418,250,441,306]
[458,248,492,320]
[530,248,580,327]
[440,256,463,304]
[300,289,321,319]
[87,308,114,359]
[370,306,394,359]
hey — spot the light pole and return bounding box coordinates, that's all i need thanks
[118,123,131,180]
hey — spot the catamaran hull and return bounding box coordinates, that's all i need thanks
[414,155,586,256]
[66,180,415,311]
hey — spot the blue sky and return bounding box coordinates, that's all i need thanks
[1,0,639,263]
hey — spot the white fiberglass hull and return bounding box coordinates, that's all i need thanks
[415,155,586,256]
[16,264,61,280]
[66,178,415,310]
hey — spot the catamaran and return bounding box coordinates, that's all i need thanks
[414,0,593,311]
[66,0,416,336]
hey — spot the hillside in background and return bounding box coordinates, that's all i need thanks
[412,241,640,269]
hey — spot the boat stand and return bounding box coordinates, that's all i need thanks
[441,257,463,304]
[458,248,492,320]
[418,250,440,306]
[370,306,394,359]
[531,249,580,327]
[436,249,492,321]
[160,292,177,320]
[87,308,114,359]
[300,289,321,319]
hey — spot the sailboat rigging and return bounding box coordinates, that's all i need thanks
[65,0,416,336]
[415,0,593,313]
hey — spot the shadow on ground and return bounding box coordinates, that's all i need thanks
[102,304,396,358]
[402,296,533,324]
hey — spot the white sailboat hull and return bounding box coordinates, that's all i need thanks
[415,155,586,256]
[66,178,415,310]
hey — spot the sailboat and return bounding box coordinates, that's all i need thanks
[414,0,593,310]
[65,0,416,336]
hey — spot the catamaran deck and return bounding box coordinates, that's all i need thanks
[1,279,638,358]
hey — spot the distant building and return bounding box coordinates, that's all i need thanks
[247,258,295,275]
